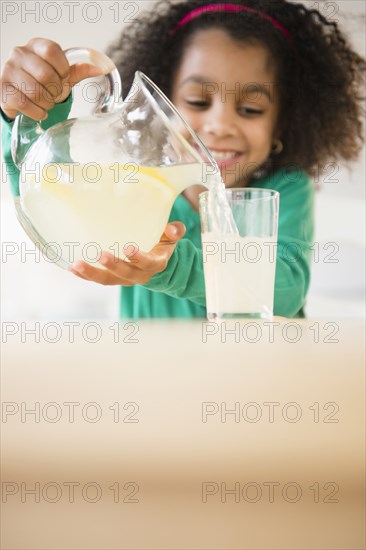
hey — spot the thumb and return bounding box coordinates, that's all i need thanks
[161,222,186,243]
[67,63,104,85]
[56,63,105,103]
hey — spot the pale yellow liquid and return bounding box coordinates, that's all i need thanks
[22,163,204,265]
[201,234,276,317]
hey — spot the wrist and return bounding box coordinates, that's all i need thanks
[55,92,72,105]
[0,93,72,124]
[0,106,15,123]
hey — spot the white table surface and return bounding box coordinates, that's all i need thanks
[1,319,365,549]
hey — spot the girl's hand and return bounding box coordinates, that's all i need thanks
[0,37,102,121]
[69,222,186,286]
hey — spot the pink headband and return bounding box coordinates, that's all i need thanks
[172,3,293,46]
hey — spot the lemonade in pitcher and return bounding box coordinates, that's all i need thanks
[21,162,204,265]
[11,49,221,269]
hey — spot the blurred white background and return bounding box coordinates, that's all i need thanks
[1,0,365,320]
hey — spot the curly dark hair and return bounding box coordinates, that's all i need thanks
[106,0,365,176]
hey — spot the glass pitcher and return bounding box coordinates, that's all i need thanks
[11,47,218,269]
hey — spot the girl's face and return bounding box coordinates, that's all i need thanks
[171,29,280,187]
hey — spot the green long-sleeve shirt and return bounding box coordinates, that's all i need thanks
[1,97,314,318]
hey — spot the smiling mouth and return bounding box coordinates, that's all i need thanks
[207,149,242,162]
[193,143,243,163]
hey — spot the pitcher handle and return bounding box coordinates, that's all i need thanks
[63,47,122,113]
[11,47,122,168]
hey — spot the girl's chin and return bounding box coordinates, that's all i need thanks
[220,161,261,187]
[220,174,251,188]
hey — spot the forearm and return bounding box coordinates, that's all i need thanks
[144,236,312,317]
[143,238,206,306]
[1,112,20,197]
[274,240,312,317]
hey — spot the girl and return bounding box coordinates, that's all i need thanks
[1,0,365,318]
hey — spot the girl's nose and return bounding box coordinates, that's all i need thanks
[201,104,239,138]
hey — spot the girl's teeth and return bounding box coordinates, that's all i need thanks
[209,150,238,160]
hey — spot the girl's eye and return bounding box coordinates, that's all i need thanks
[185,99,209,108]
[238,107,264,116]
[183,100,264,115]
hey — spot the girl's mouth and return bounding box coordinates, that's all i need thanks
[207,149,243,169]
[192,143,244,168]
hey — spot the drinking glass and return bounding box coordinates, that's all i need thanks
[199,188,280,320]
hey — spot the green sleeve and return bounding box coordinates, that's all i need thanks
[144,169,315,318]
[1,95,73,197]
[143,238,206,306]
[271,171,315,317]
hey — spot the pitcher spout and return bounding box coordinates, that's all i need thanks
[127,72,219,192]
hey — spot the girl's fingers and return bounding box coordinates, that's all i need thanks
[113,221,187,273]
[2,56,61,118]
[69,261,132,286]
[8,67,57,111]
[134,221,186,270]
[101,246,165,273]
[26,40,103,98]
[68,267,90,281]
[1,38,105,119]
[102,222,186,272]
[14,50,65,99]
[55,64,103,104]
[2,83,48,120]
[97,252,154,283]
[69,221,186,286]
[161,222,186,242]
[27,38,70,79]
[67,63,104,86]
